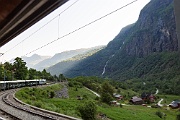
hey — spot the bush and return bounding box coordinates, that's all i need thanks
[120,104,123,108]
[68,81,83,88]
[95,96,99,101]
[155,111,163,118]
[77,101,97,120]
[83,95,88,100]
[68,82,74,87]
[100,81,114,104]
[33,101,43,108]
[49,91,55,98]
[177,114,180,120]
[101,93,113,105]
[151,104,160,108]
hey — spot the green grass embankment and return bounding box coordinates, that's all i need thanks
[15,84,180,120]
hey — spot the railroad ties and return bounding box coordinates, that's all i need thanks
[0,89,80,120]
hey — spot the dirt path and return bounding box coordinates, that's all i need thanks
[85,87,100,97]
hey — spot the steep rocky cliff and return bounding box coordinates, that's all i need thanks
[108,0,177,58]
[50,0,179,83]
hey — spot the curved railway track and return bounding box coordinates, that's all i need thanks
[0,90,20,120]
[0,89,80,120]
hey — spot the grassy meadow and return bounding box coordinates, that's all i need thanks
[15,83,180,120]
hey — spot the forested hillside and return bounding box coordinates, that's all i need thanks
[47,46,105,75]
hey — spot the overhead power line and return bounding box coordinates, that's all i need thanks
[4,0,80,54]
[25,0,138,56]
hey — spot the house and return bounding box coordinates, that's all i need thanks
[141,92,155,102]
[110,100,120,106]
[110,100,117,105]
[169,100,180,109]
[113,93,123,100]
[129,96,143,105]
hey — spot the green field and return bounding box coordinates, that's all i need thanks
[15,83,180,120]
[157,94,180,104]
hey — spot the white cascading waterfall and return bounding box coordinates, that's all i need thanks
[101,54,114,76]
[101,60,109,76]
[101,41,125,76]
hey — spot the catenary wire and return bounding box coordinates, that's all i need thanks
[25,0,138,56]
[3,0,80,54]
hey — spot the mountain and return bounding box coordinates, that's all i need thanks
[56,0,178,81]
[21,54,50,69]
[101,0,178,79]
[47,46,105,75]
[33,46,105,71]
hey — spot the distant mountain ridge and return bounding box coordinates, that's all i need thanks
[21,54,50,69]
[21,46,105,71]
[47,46,105,75]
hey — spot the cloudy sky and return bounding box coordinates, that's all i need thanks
[0,0,150,62]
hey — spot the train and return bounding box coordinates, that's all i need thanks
[0,79,46,90]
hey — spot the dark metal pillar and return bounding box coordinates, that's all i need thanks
[174,0,180,51]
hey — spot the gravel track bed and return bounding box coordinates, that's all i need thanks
[56,84,69,98]
[0,90,45,120]
[0,91,20,120]
[0,89,78,120]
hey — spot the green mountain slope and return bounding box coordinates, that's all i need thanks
[48,0,180,94]
[61,0,177,77]
[47,46,105,75]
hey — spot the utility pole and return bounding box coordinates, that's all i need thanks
[0,53,4,91]
[0,53,5,91]
[3,65,5,91]
[174,0,180,52]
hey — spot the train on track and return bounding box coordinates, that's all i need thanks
[0,79,46,90]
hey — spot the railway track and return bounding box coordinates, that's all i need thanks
[0,91,20,120]
[0,89,80,120]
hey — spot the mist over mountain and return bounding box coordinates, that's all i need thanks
[47,46,105,75]
[21,46,105,71]
[21,54,50,69]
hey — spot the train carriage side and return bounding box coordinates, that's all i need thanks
[0,81,6,90]
[0,79,46,91]
[39,79,46,85]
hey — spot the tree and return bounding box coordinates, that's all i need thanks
[49,91,55,98]
[100,81,114,104]
[13,57,28,80]
[3,62,14,80]
[28,68,37,79]
[59,74,65,82]
[4,62,13,71]
[77,101,97,120]
[41,69,52,80]
[0,64,4,80]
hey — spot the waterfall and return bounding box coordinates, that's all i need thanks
[101,41,125,76]
[101,60,109,76]
[101,54,115,76]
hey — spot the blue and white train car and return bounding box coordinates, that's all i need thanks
[38,79,46,85]
[0,79,46,90]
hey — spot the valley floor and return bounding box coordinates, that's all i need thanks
[15,83,180,120]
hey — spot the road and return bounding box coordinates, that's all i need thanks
[85,87,100,97]
[157,98,164,107]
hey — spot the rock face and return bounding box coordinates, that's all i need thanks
[121,0,177,57]
[51,0,178,80]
